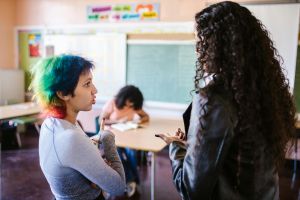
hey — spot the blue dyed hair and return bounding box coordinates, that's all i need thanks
[30,54,94,118]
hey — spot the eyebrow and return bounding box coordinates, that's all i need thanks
[82,78,92,84]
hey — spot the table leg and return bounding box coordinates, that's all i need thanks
[15,131,22,148]
[151,152,156,200]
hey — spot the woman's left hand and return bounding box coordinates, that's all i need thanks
[155,128,187,146]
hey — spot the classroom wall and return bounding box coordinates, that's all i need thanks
[0,0,292,69]
[15,0,204,25]
[0,0,16,69]
[14,0,275,26]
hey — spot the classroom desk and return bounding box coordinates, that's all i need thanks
[109,117,184,200]
[110,114,300,200]
[0,102,41,120]
[0,102,41,147]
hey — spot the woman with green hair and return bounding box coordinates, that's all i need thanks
[31,55,125,200]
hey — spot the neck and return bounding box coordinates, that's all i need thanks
[63,106,78,125]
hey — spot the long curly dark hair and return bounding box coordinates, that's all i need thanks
[194,1,296,165]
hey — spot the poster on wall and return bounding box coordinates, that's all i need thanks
[28,33,42,57]
[87,3,160,22]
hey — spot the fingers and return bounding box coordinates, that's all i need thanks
[103,158,112,166]
[176,128,185,140]
[155,130,186,145]
[155,133,171,144]
[155,133,167,140]
[91,138,99,145]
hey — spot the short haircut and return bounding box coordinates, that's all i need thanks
[30,54,94,118]
[115,85,144,110]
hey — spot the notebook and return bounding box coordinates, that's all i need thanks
[111,121,139,132]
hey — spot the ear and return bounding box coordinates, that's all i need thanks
[56,91,71,101]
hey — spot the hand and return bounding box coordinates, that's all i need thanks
[155,128,186,146]
[103,157,112,166]
[175,128,186,140]
[91,138,100,146]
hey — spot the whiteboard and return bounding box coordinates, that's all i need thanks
[245,4,300,93]
[44,33,127,101]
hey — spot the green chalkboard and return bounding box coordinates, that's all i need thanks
[126,44,196,104]
[294,45,300,112]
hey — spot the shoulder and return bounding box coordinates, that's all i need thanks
[41,117,86,144]
[195,90,237,128]
[197,88,235,113]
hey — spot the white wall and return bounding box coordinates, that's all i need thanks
[246,4,300,92]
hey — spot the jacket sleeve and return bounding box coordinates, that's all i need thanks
[169,94,235,200]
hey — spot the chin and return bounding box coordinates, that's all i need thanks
[82,105,93,111]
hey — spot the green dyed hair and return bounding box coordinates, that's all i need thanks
[30,54,94,118]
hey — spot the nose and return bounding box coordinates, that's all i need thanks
[92,83,97,94]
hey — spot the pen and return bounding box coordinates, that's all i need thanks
[97,118,105,143]
[100,117,105,131]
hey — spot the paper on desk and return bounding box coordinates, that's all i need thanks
[111,121,139,132]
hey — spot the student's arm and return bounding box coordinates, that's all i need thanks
[100,115,124,125]
[136,109,149,123]
[100,99,120,125]
[56,130,126,195]
[100,112,119,125]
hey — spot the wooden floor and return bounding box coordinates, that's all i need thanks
[1,125,300,200]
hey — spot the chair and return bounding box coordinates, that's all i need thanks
[95,116,100,134]
[10,115,41,148]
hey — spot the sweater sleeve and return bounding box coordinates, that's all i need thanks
[55,129,126,196]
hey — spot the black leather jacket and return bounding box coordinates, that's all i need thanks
[169,90,279,200]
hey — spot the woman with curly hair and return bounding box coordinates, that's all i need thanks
[157,1,296,199]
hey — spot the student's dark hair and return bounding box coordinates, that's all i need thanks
[30,54,94,118]
[115,85,144,110]
[194,1,296,165]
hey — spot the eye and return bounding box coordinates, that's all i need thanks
[84,81,91,87]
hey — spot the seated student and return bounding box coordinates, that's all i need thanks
[101,85,149,125]
[31,55,126,200]
[100,85,149,197]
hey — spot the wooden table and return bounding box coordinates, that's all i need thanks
[109,117,184,200]
[0,102,41,120]
[110,113,300,200]
[0,102,41,147]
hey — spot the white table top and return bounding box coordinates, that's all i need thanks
[0,102,41,120]
[109,117,184,152]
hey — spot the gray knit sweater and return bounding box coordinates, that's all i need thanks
[39,117,125,200]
